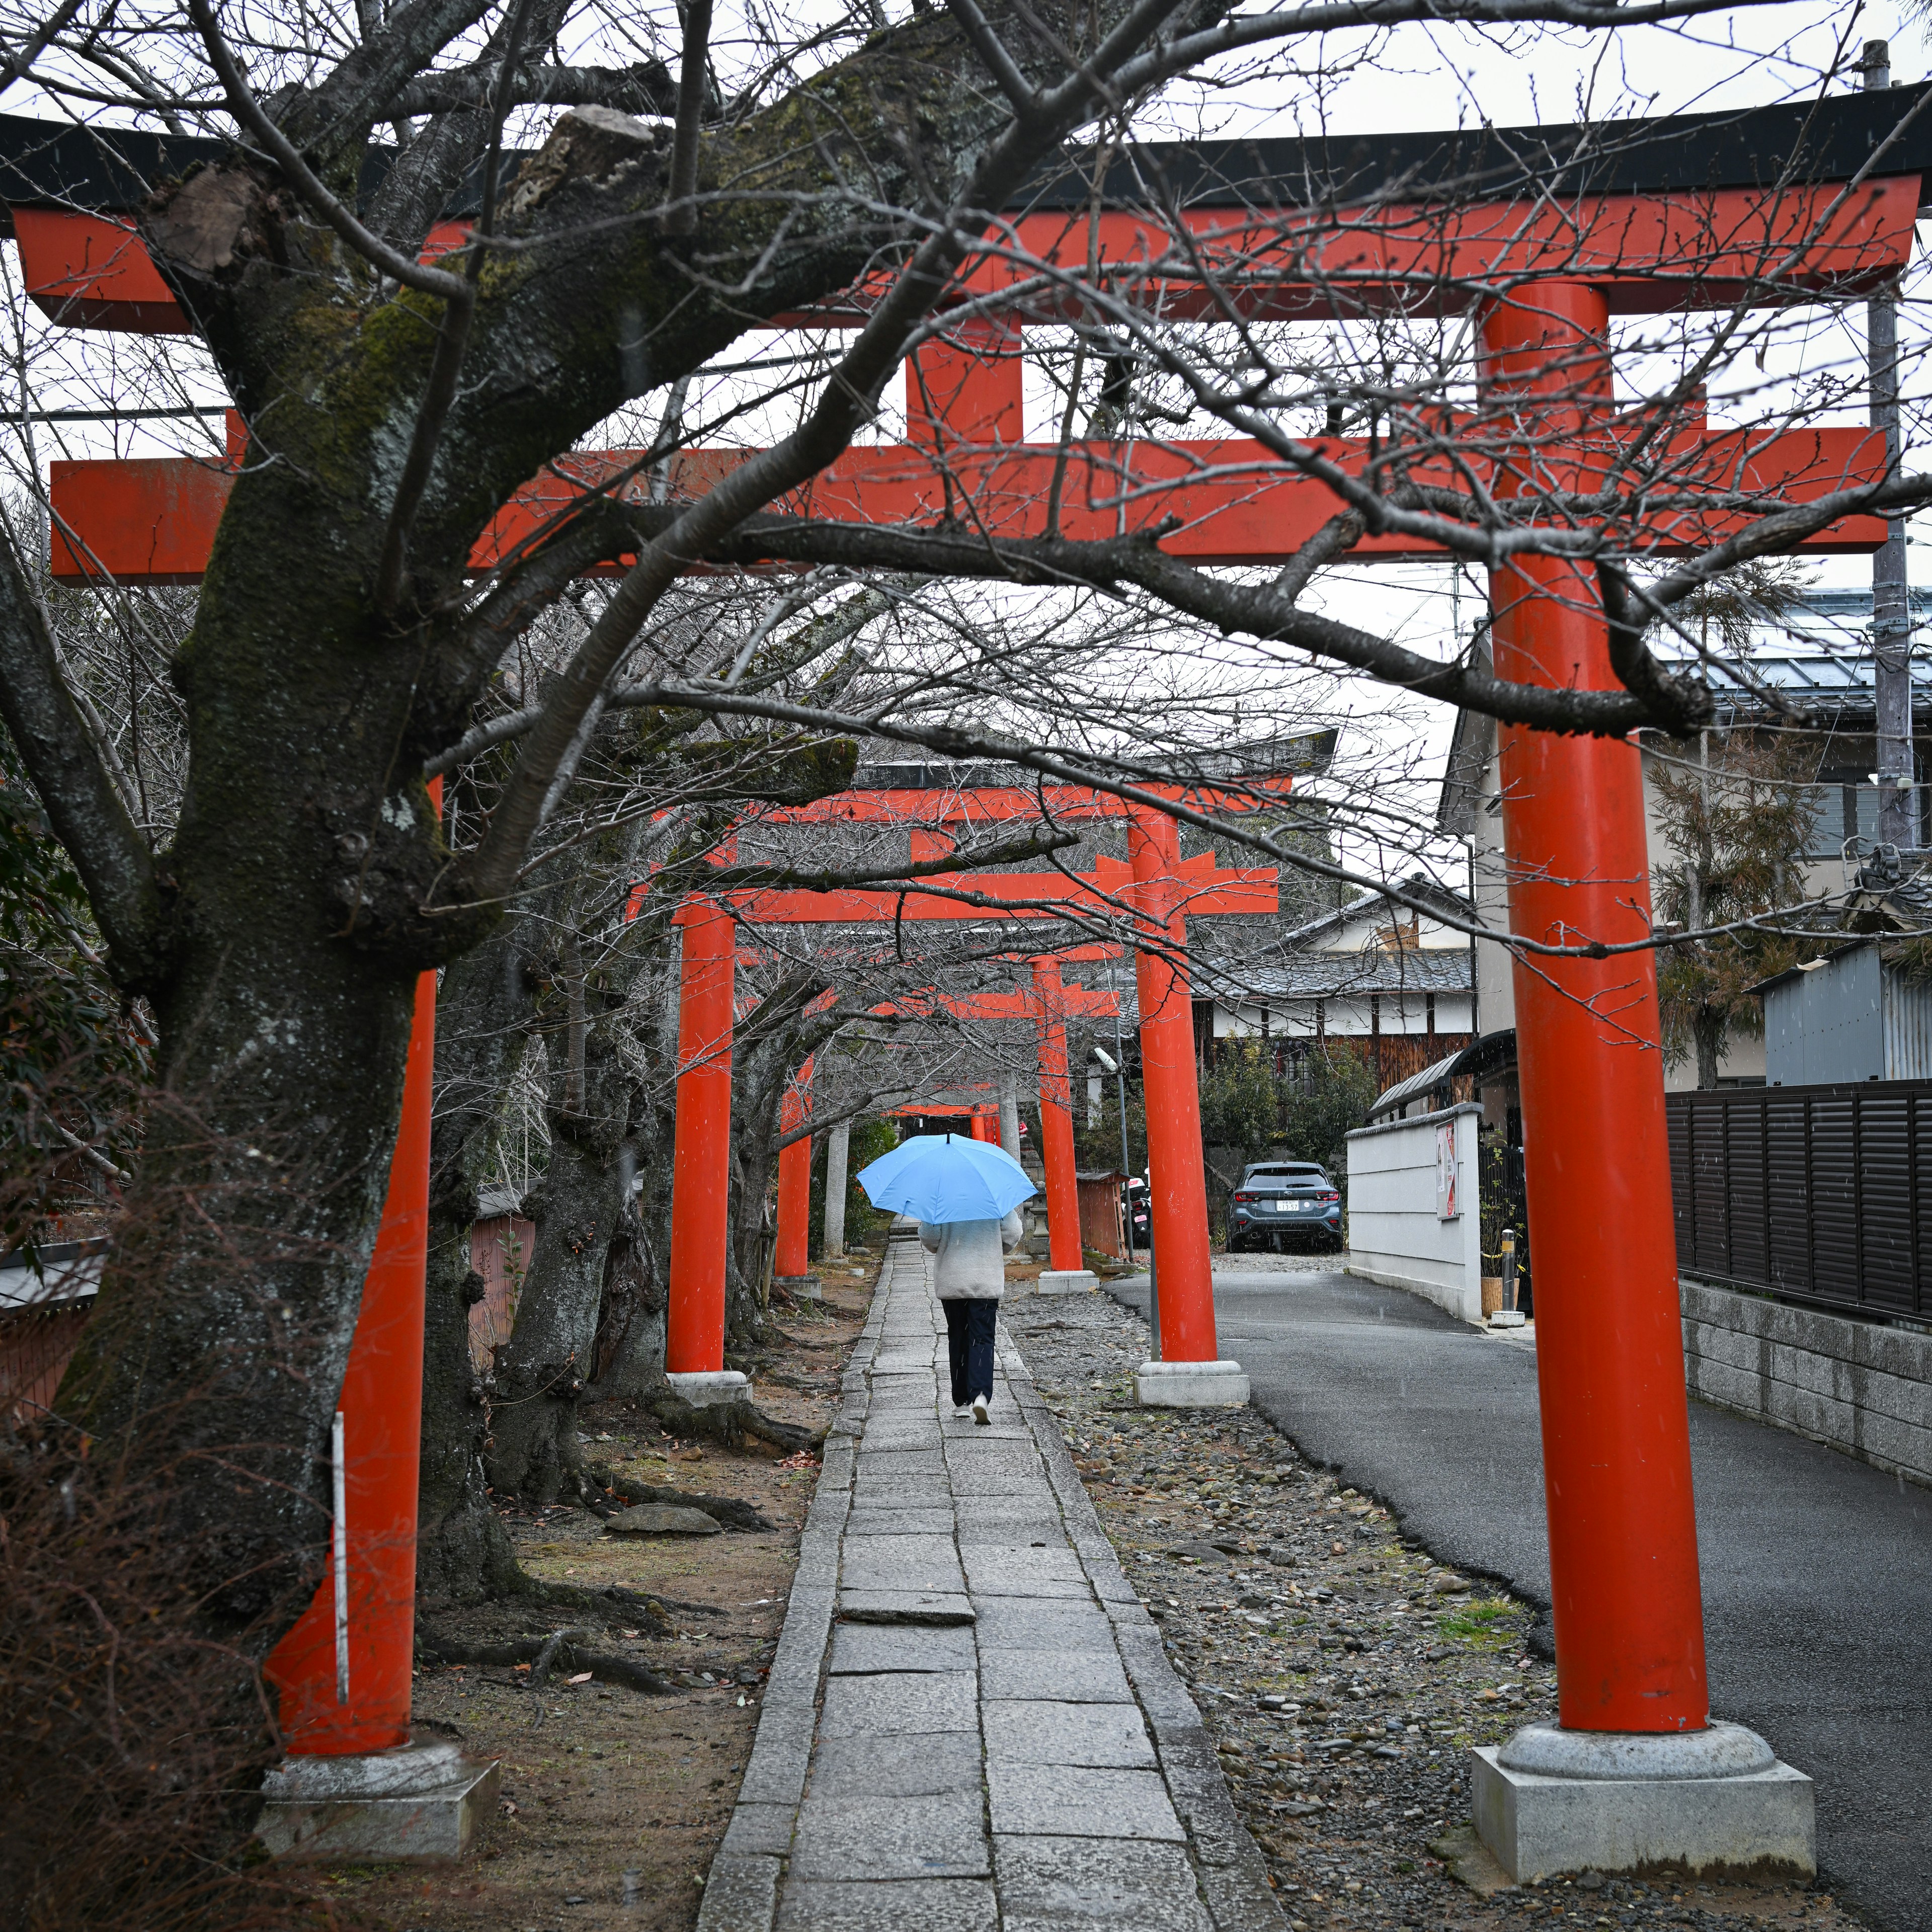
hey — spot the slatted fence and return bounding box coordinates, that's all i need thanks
[1666,1080,1932,1322]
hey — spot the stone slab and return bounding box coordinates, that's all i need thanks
[840,1531,964,1577]
[257,1740,500,1863]
[808,1731,986,1798]
[734,1702,820,1805]
[817,1670,980,1737]
[1134,1359,1250,1409]
[993,1835,1215,1932]
[668,1369,753,1408]
[837,1589,976,1625]
[721,1803,798,1858]
[980,1650,1137,1704]
[971,1597,1119,1654]
[789,1790,992,1881]
[842,1507,959,1536]
[852,1450,948,1477]
[982,1700,1158,1767]
[828,1620,980,1675]
[987,1763,1186,1840]
[1470,1747,1816,1881]
[696,1855,783,1932]
[962,1544,1091,1597]
[775,1878,997,1931]
[1038,1270,1100,1296]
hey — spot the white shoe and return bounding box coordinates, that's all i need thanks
[953,1404,972,1417]
[972,1395,991,1426]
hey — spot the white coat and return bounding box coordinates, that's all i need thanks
[918,1211,1024,1300]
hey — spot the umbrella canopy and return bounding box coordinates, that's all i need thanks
[856,1133,1037,1224]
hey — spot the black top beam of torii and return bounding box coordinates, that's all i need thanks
[1,84,1930,227]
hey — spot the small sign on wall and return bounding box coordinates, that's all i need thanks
[1435,1122,1460,1220]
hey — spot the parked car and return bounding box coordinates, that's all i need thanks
[1229,1161,1342,1251]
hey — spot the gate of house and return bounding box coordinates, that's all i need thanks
[1668,1082,1932,1323]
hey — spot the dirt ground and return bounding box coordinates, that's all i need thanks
[292,1259,877,1932]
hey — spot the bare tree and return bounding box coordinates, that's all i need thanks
[1,0,1929,1664]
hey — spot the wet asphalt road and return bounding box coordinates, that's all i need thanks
[1103,1264,1932,1932]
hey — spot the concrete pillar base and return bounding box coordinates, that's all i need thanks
[1471,1722,1815,1882]
[667,1369,752,1409]
[773,1273,820,1301]
[1133,1358,1249,1407]
[1038,1269,1099,1295]
[1487,1309,1527,1329]
[257,1737,501,1862]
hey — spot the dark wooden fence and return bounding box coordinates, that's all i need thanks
[1666,1080,1932,1323]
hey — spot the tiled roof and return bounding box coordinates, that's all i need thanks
[1197,947,1472,1002]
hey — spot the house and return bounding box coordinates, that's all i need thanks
[1435,588,1932,1098]
[1193,874,1477,1092]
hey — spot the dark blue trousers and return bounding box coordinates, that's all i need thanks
[941,1298,998,1406]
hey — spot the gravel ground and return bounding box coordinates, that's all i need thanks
[1002,1287,1863,1932]
[1210,1252,1341,1273]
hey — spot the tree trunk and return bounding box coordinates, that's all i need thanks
[1695,1007,1725,1090]
[416,917,537,1606]
[487,1103,629,1502]
[592,1071,679,1406]
[54,654,434,1641]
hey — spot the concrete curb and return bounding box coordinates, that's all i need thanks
[1001,1338,1289,1932]
[696,1243,894,1932]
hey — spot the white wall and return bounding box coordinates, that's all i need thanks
[1344,1104,1484,1325]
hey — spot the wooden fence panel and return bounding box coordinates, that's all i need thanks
[1668,1080,1930,1323]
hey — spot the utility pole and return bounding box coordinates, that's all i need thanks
[1866,40,1917,853]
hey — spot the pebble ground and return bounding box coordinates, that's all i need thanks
[1001,1286,1865,1932]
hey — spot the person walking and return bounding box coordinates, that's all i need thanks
[921,1208,1023,1424]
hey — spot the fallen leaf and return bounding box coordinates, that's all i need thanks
[566,1670,594,1684]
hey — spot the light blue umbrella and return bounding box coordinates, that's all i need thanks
[855,1133,1037,1223]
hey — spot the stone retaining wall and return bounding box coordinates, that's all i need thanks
[1681,1277,1932,1490]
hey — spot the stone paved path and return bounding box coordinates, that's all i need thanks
[699,1226,1283,1932]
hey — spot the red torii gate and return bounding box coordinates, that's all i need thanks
[661,823,1279,1404]
[12,100,1902,1868]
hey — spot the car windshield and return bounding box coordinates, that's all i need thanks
[1244,1165,1324,1184]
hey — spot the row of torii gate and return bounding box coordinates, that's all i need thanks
[663,781,1281,1392]
[8,85,1916,1821]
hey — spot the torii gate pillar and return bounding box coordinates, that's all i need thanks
[773,1059,819,1300]
[258,782,500,1859]
[1031,956,1097,1295]
[1126,808,1246,1407]
[666,901,751,1408]
[1470,283,1813,1878]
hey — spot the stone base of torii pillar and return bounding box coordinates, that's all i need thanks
[668,1370,753,1409]
[1470,1722,1814,1882]
[1132,1359,1249,1407]
[1036,1268,1099,1295]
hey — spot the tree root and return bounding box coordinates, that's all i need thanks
[501,1575,681,1636]
[640,1393,821,1457]
[582,1463,776,1531]
[419,1627,677,1696]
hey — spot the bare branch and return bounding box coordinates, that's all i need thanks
[0,532,168,988]
[665,0,713,235]
[390,60,677,119]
